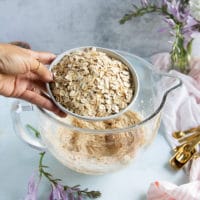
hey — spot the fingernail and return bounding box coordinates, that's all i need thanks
[49,72,54,81]
[58,111,67,118]
[50,54,56,60]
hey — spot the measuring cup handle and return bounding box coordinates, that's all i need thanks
[11,101,46,151]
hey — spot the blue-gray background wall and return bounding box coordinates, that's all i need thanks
[0,0,171,57]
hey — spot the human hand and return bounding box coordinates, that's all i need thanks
[0,43,66,117]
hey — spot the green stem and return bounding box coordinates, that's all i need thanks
[39,152,60,186]
[63,185,101,198]
[26,124,40,138]
[78,190,101,199]
[38,152,101,198]
[120,3,191,73]
[119,4,181,25]
[26,125,101,199]
[120,5,161,24]
[170,24,190,73]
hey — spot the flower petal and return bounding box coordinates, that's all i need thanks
[24,173,40,200]
[49,184,67,200]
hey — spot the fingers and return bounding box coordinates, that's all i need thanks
[0,44,55,79]
[29,78,48,93]
[0,73,66,117]
[27,49,56,64]
[26,49,56,82]
[20,90,67,117]
[0,74,16,97]
[30,58,53,82]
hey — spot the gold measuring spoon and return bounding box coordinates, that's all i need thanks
[172,126,200,139]
[170,135,200,169]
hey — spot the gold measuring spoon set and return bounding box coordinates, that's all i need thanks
[169,126,200,170]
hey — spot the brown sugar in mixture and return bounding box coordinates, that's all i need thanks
[47,110,145,174]
[67,111,144,158]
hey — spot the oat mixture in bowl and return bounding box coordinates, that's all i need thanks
[11,48,182,175]
[47,47,139,121]
[42,110,145,174]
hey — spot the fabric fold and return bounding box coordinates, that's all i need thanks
[147,53,200,199]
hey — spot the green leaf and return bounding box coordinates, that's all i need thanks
[132,4,138,10]
[44,172,52,177]
[187,39,193,55]
[86,191,101,198]
[26,124,41,138]
[72,184,81,189]
[53,178,62,182]
[119,5,162,24]
[41,165,49,168]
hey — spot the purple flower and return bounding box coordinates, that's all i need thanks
[166,0,189,22]
[140,0,149,7]
[24,173,40,200]
[162,0,168,6]
[164,18,176,27]
[49,184,67,200]
[65,187,83,200]
[166,0,182,21]
[185,16,198,30]
[67,190,75,200]
[182,16,199,45]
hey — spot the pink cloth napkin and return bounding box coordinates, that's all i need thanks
[147,157,200,200]
[146,53,200,199]
[151,53,200,147]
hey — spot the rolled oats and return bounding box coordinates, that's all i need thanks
[50,47,135,117]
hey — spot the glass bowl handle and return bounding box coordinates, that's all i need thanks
[160,73,182,103]
[11,101,46,151]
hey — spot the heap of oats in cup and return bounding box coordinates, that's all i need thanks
[48,47,137,120]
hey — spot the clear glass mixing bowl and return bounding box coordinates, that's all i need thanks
[11,50,182,175]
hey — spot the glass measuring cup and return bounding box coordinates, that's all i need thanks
[11,50,182,175]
